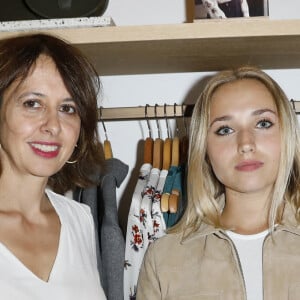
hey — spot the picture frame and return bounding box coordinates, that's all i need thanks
[193,0,269,20]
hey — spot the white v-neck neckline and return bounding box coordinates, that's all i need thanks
[0,190,64,283]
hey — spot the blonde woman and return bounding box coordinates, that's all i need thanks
[136,66,300,300]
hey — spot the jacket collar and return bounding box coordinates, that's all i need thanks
[276,201,300,235]
[182,200,300,244]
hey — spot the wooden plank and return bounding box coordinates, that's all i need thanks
[1,18,300,74]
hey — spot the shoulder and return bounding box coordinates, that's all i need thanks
[145,229,221,266]
[144,233,187,265]
[46,189,93,225]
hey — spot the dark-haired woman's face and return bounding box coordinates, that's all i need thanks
[206,79,281,198]
[0,55,81,179]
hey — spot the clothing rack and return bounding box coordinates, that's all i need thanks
[98,100,300,121]
[98,104,192,121]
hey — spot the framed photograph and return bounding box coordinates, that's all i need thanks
[194,0,269,19]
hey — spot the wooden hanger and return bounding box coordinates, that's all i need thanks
[162,138,172,170]
[160,194,169,213]
[168,104,181,213]
[161,136,179,213]
[143,104,153,164]
[152,104,163,169]
[171,104,180,168]
[153,138,163,169]
[167,136,179,213]
[171,136,180,167]
[104,139,113,160]
[169,189,180,213]
[144,137,153,164]
[162,104,172,171]
[160,105,172,213]
[100,106,113,160]
[180,104,189,165]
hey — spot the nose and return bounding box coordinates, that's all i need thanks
[237,129,256,154]
[41,110,61,136]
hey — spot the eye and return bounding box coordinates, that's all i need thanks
[23,99,42,109]
[59,104,78,114]
[256,119,273,129]
[215,126,234,136]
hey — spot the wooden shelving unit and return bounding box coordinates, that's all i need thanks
[1,17,300,75]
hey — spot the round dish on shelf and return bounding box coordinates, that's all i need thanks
[24,0,109,18]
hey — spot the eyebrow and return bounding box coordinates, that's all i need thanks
[18,92,45,99]
[18,92,74,102]
[252,108,277,116]
[209,108,277,127]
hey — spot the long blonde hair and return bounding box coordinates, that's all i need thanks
[170,66,300,236]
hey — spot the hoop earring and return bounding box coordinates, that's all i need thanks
[66,144,79,164]
[66,159,77,164]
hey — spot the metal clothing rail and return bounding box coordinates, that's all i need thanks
[97,100,300,121]
[97,104,193,121]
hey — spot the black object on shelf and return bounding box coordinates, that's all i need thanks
[24,0,109,18]
[0,0,109,21]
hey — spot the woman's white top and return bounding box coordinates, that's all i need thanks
[0,189,106,300]
[226,229,268,300]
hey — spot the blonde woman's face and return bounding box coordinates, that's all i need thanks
[206,79,281,197]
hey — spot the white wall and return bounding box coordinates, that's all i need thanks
[103,0,187,25]
[98,1,300,226]
[269,0,300,19]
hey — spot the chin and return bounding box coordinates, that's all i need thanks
[30,167,61,178]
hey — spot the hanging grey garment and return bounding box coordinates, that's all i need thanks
[99,158,128,300]
[73,172,104,286]
[74,158,128,300]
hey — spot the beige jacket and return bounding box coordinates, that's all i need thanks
[136,203,300,300]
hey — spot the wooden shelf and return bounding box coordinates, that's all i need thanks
[1,17,300,75]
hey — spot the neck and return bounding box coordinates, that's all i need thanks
[0,172,50,216]
[220,189,271,234]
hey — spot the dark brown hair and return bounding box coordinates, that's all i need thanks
[0,33,104,193]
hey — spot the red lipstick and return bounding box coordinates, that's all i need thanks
[29,142,60,159]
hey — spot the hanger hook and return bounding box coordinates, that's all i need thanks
[154,104,161,139]
[99,106,108,140]
[291,99,296,111]
[174,103,179,136]
[145,104,152,138]
[164,103,171,138]
[181,104,188,136]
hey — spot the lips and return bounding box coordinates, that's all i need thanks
[29,142,60,158]
[235,160,264,172]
